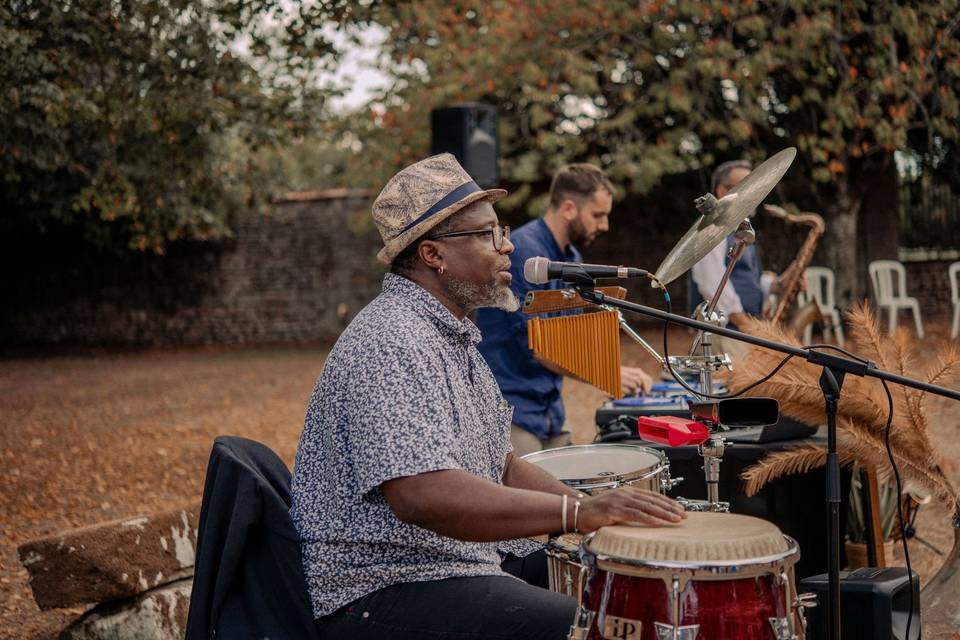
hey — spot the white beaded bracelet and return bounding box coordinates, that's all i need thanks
[561,494,569,533]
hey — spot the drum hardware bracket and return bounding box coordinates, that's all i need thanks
[674,497,729,513]
[665,353,731,374]
[660,472,684,493]
[694,192,719,216]
[768,616,795,640]
[654,623,699,640]
[698,434,731,511]
[793,591,817,638]
[567,607,595,640]
[567,563,595,640]
[659,574,699,640]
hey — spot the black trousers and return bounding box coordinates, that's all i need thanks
[314,551,576,640]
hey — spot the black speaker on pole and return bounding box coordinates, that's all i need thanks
[799,567,921,639]
[430,103,498,187]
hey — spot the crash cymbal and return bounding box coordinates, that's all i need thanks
[654,147,797,285]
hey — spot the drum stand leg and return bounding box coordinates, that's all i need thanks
[567,563,595,640]
[676,435,731,513]
[676,326,731,513]
[700,435,730,512]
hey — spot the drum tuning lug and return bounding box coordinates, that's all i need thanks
[654,622,700,639]
[795,592,818,608]
[661,475,684,492]
[792,591,817,637]
[768,616,795,640]
[567,607,595,640]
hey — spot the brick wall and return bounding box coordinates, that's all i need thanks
[1,190,385,346]
[901,259,958,324]
[3,185,956,348]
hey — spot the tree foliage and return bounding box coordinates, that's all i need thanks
[1,0,340,254]
[331,0,960,297]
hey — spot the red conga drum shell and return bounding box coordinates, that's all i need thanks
[578,512,800,640]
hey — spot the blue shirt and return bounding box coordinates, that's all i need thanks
[688,234,764,321]
[291,274,537,617]
[475,218,582,439]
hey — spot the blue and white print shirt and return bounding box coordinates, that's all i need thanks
[291,273,538,618]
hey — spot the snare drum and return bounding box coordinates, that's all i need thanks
[571,512,802,640]
[523,444,671,602]
[521,444,670,495]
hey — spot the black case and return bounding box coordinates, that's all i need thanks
[799,567,921,640]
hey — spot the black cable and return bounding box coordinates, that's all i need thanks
[881,378,914,640]
[802,343,870,363]
[659,291,795,399]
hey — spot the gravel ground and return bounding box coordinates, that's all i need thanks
[1,324,957,638]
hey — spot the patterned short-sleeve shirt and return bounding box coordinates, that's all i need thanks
[291,273,538,618]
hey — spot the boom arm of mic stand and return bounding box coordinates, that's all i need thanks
[577,288,960,399]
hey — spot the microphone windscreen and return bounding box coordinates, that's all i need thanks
[523,257,550,284]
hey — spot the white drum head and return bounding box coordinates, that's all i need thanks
[522,444,664,489]
[588,512,791,563]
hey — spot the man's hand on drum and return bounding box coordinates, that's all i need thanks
[578,486,686,532]
[620,366,654,396]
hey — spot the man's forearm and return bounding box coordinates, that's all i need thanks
[382,468,570,541]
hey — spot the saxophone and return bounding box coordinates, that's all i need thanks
[762,204,826,334]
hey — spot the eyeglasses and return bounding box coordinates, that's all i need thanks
[427,224,511,252]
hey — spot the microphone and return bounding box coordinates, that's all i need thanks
[523,256,649,284]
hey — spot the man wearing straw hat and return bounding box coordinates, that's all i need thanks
[291,154,685,639]
[476,163,655,457]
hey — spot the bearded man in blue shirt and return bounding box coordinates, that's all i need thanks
[476,164,655,456]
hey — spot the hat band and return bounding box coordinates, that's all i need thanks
[392,180,481,239]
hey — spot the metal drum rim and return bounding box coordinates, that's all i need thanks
[521,444,667,490]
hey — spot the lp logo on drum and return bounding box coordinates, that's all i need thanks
[602,615,642,640]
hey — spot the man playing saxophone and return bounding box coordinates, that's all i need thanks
[688,160,799,330]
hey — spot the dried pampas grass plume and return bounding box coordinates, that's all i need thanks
[730,304,960,513]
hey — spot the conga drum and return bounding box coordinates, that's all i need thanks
[570,512,803,640]
[523,444,673,601]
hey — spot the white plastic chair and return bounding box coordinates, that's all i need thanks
[868,260,924,338]
[949,262,960,339]
[798,266,845,346]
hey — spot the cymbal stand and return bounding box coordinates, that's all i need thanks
[670,217,756,512]
[613,309,665,367]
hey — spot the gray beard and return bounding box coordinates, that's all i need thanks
[445,277,519,313]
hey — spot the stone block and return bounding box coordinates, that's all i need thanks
[60,578,192,640]
[18,505,199,610]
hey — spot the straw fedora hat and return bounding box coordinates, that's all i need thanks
[373,153,506,264]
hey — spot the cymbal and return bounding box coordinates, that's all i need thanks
[654,147,797,285]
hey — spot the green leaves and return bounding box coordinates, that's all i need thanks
[329,0,960,219]
[2,0,336,254]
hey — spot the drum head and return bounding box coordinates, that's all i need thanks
[588,512,791,564]
[522,444,664,490]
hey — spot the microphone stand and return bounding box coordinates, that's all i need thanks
[575,283,960,640]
